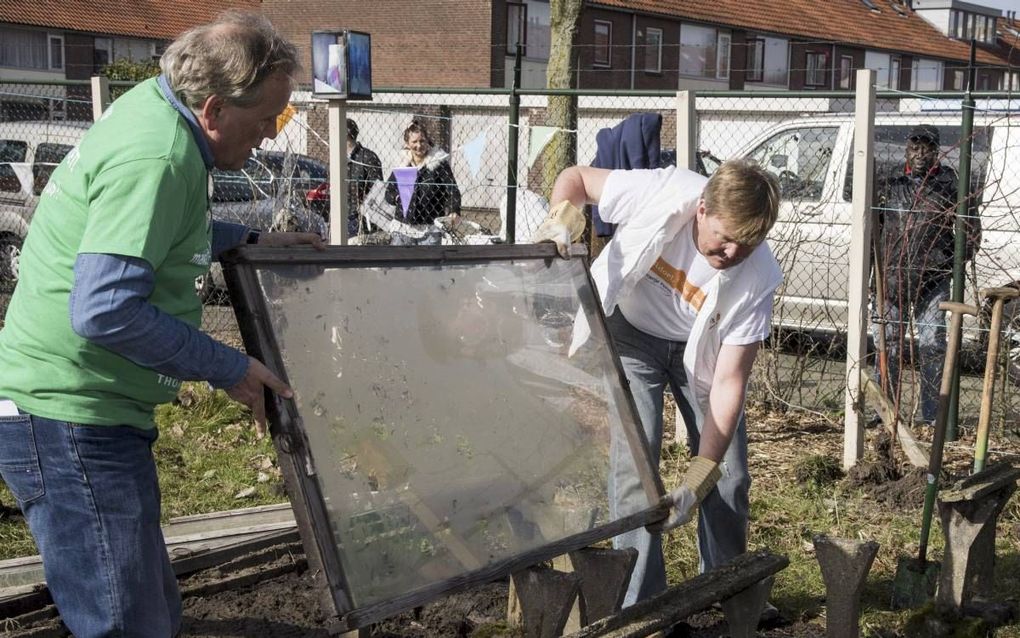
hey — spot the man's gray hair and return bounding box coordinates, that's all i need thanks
[160,11,299,110]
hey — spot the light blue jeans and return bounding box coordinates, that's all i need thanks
[0,409,181,637]
[873,278,950,423]
[606,312,750,606]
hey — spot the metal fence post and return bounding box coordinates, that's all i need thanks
[946,40,977,442]
[506,43,523,245]
[91,76,110,119]
[844,69,877,469]
[675,90,696,171]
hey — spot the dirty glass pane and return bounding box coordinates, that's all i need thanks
[253,256,655,608]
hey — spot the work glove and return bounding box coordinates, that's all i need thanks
[533,200,586,259]
[648,456,721,533]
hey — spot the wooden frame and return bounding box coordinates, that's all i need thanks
[221,243,666,630]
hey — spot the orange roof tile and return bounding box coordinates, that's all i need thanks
[592,0,1010,67]
[0,1,260,40]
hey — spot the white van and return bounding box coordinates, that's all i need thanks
[724,113,1020,364]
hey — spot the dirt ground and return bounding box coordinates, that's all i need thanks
[6,410,1018,638]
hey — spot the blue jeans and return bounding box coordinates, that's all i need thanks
[0,409,181,637]
[606,312,750,606]
[873,278,950,423]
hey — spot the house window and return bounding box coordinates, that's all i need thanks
[594,20,612,67]
[645,27,662,73]
[838,55,853,89]
[950,9,997,43]
[805,51,828,87]
[0,28,49,70]
[889,55,900,90]
[679,24,716,78]
[951,69,966,90]
[93,37,112,73]
[716,32,731,80]
[747,38,765,81]
[506,3,526,55]
[48,35,64,71]
[912,58,942,90]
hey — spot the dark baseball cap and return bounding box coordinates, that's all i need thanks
[908,124,940,145]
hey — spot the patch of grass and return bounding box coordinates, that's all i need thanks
[0,383,285,561]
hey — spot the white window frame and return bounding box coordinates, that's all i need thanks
[716,32,731,80]
[838,55,853,89]
[805,51,827,87]
[645,27,662,73]
[48,34,63,71]
[506,2,527,56]
[746,38,764,82]
[593,20,612,68]
[889,55,901,90]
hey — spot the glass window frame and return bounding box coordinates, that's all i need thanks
[805,50,828,87]
[48,34,63,71]
[645,26,663,73]
[220,243,667,631]
[716,32,731,80]
[747,38,765,82]
[593,19,612,67]
[506,2,527,56]
[838,55,853,89]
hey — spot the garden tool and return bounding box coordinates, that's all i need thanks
[974,287,1020,473]
[891,300,977,609]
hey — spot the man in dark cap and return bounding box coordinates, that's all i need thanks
[873,124,980,424]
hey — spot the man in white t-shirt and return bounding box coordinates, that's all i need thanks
[534,160,782,609]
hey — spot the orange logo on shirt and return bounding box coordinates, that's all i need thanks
[649,258,705,310]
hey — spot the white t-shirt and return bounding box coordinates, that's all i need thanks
[617,220,773,344]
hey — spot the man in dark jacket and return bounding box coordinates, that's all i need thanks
[873,124,980,424]
[347,118,383,236]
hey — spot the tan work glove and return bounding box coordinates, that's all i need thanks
[533,200,586,258]
[648,456,721,533]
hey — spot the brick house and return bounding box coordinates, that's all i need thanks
[262,0,1017,92]
[0,1,257,119]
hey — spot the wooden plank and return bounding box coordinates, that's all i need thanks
[939,463,1020,503]
[862,374,928,468]
[0,521,297,592]
[561,550,788,638]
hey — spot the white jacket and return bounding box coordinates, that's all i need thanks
[571,166,783,420]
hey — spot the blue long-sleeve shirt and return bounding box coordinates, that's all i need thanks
[69,220,252,389]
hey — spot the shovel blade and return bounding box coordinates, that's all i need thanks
[892,556,940,609]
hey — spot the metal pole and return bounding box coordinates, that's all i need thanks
[506,43,522,245]
[946,40,976,442]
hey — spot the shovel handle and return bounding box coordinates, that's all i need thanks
[918,301,978,562]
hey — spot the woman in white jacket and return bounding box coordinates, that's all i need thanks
[536,159,782,610]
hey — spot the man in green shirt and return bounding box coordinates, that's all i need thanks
[0,12,321,636]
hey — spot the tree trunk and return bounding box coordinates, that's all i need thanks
[541,0,583,202]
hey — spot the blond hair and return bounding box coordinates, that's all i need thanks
[702,159,780,245]
[160,11,299,111]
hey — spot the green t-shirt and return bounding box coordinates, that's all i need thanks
[0,78,211,428]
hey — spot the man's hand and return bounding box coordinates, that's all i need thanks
[647,456,721,533]
[258,232,326,250]
[225,356,294,438]
[533,200,586,259]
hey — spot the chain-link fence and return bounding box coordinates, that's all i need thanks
[2,77,1019,452]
